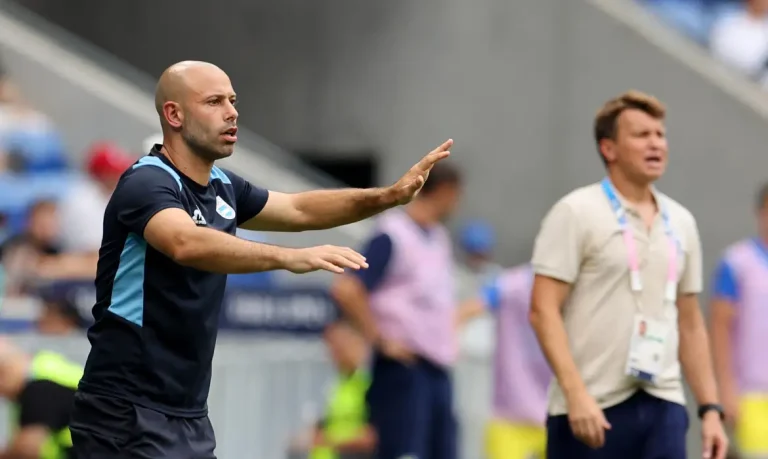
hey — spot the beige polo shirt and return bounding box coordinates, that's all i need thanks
[532,182,703,416]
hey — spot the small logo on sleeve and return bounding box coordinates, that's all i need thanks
[216,196,236,220]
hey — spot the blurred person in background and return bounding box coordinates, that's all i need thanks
[455,219,502,357]
[458,262,551,459]
[1,199,98,296]
[455,219,503,300]
[0,54,66,174]
[641,0,741,44]
[530,90,726,459]
[299,319,375,459]
[641,0,711,44]
[710,181,768,459]
[58,142,133,259]
[0,77,66,174]
[0,199,61,297]
[0,213,7,309]
[0,338,82,459]
[710,0,768,86]
[0,56,23,108]
[332,162,463,459]
[0,57,19,101]
[35,282,88,335]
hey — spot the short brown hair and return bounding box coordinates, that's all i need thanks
[421,161,462,196]
[593,90,666,165]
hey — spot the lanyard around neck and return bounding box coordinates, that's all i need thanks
[600,178,678,304]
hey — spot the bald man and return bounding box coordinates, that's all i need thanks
[69,61,452,459]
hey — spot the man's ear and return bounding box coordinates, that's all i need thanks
[163,102,184,130]
[599,138,616,164]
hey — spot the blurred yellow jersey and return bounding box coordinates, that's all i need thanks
[486,419,546,459]
[737,394,768,456]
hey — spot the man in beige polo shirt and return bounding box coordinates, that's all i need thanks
[529,90,728,459]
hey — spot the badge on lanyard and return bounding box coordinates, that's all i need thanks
[626,315,671,383]
[601,178,678,385]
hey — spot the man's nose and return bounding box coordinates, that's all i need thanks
[224,102,238,122]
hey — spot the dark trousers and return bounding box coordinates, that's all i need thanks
[70,391,217,459]
[547,391,688,459]
[366,353,457,459]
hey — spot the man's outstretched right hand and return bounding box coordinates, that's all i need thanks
[283,245,369,274]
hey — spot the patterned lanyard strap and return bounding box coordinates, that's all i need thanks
[600,178,678,304]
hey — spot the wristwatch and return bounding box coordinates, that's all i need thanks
[697,404,725,420]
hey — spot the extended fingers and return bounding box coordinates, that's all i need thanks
[316,246,368,273]
[417,150,451,171]
[336,247,368,268]
[431,138,453,154]
[316,260,344,274]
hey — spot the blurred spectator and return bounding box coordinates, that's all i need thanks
[0,104,68,174]
[0,199,61,297]
[641,0,741,45]
[643,0,713,44]
[312,321,375,459]
[0,339,81,459]
[58,142,133,255]
[0,56,22,106]
[332,162,463,459]
[456,219,503,301]
[710,0,768,84]
[458,264,551,459]
[709,182,768,459]
[0,199,98,298]
[0,212,9,246]
[455,219,503,355]
[289,320,375,459]
[36,282,89,335]
[0,54,67,173]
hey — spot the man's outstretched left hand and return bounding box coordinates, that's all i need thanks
[387,139,452,205]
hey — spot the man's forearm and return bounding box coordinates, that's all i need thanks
[679,318,720,405]
[710,303,738,404]
[711,338,737,400]
[173,226,291,274]
[530,305,587,398]
[291,188,398,230]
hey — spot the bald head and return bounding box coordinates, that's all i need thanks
[154,61,240,161]
[155,61,227,120]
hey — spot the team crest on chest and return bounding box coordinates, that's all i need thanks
[216,196,236,220]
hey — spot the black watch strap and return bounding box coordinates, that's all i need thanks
[697,403,725,420]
